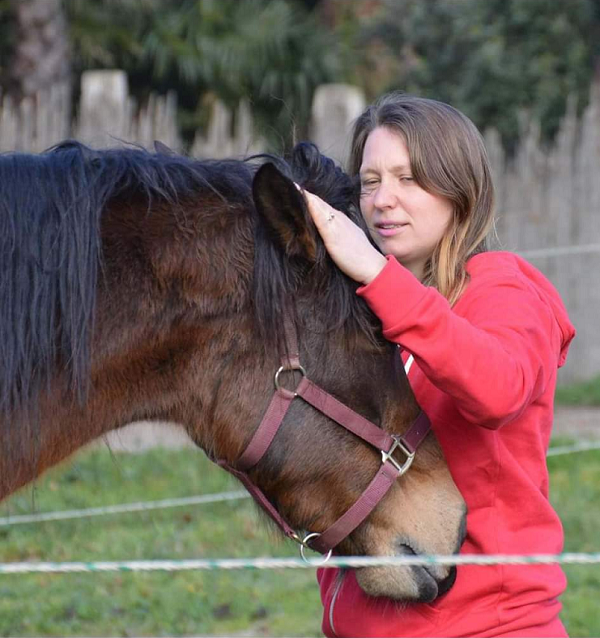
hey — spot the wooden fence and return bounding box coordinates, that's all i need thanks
[1,71,598,383]
[484,84,600,384]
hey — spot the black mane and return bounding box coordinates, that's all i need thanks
[0,141,257,417]
[0,140,377,417]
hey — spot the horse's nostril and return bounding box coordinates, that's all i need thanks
[397,540,458,599]
[397,542,417,556]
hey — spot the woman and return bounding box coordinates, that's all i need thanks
[301,93,574,638]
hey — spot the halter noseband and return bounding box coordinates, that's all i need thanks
[216,314,430,562]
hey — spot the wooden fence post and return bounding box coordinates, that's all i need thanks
[76,70,132,147]
[311,83,366,166]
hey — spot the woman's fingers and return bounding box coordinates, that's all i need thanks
[295,183,338,223]
[303,190,341,232]
[298,187,387,285]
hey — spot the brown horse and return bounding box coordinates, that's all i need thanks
[0,140,465,602]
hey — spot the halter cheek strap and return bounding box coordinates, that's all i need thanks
[215,317,431,558]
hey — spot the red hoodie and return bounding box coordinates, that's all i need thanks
[317,252,575,638]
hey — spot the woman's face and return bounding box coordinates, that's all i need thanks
[359,127,453,280]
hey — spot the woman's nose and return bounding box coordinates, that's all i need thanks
[372,180,397,210]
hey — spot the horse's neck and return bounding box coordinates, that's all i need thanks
[0,315,261,501]
[0,200,256,500]
[0,329,201,499]
[0,378,135,499]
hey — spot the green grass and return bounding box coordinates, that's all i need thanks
[555,374,600,406]
[0,440,599,637]
[0,449,322,637]
[547,439,600,638]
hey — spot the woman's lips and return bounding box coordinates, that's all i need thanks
[375,222,408,237]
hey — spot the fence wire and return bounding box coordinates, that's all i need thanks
[1,553,600,575]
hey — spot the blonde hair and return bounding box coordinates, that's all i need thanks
[348,93,495,305]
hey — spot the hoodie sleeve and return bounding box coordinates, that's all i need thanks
[357,254,573,430]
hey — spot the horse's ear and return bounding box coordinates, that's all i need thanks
[252,163,318,261]
[154,140,176,156]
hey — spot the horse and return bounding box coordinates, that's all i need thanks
[0,140,466,602]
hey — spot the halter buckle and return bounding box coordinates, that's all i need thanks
[274,364,307,396]
[381,435,415,476]
[292,531,333,565]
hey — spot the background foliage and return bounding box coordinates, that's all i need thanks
[352,0,600,151]
[1,0,598,151]
[65,0,340,148]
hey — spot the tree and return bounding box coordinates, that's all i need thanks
[354,0,599,152]
[0,0,70,100]
[65,0,340,151]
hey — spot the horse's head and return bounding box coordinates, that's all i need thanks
[0,141,465,602]
[194,143,466,602]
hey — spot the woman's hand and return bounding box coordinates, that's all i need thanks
[299,187,387,285]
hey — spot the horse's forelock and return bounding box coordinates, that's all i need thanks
[288,142,360,220]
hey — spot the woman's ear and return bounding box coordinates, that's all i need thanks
[252,163,318,261]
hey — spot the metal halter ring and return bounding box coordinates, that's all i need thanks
[274,365,307,396]
[381,435,415,476]
[298,532,333,565]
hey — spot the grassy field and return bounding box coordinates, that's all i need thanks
[555,374,600,406]
[0,448,322,637]
[0,438,599,637]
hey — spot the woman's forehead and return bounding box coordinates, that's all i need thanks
[360,127,411,174]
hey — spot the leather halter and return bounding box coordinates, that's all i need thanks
[216,315,431,559]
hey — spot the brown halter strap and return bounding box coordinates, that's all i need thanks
[216,313,431,558]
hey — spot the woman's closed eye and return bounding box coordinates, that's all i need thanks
[360,179,379,194]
